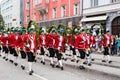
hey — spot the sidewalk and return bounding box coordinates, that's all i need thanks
[38,55,120,78]
[92,53,120,63]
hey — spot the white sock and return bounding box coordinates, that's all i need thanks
[41,55,45,62]
[74,55,77,60]
[59,60,63,67]
[50,58,53,64]
[28,62,32,71]
[14,57,18,63]
[80,59,85,66]
[107,55,110,61]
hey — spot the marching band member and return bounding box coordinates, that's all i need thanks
[19,28,28,70]
[12,28,21,66]
[1,30,9,61]
[85,29,96,66]
[39,28,47,65]
[25,27,37,75]
[102,30,112,63]
[65,28,73,57]
[8,28,15,63]
[46,28,56,68]
[0,30,2,56]
[54,28,65,70]
[76,29,86,69]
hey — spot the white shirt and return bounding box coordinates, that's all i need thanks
[30,35,34,49]
[59,36,62,47]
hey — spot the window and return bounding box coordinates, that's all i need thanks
[74,3,79,16]
[38,0,42,4]
[34,13,36,20]
[61,5,66,17]
[91,0,98,7]
[111,0,120,3]
[53,0,57,2]
[26,2,30,10]
[26,15,30,23]
[46,0,49,3]
[52,7,57,19]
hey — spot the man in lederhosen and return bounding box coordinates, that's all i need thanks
[75,29,86,69]
[39,28,47,65]
[54,28,65,70]
[102,30,112,63]
[0,30,2,57]
[19,28,28,70]
[12,28,21,66]
[25,27,37,75]
[46,28,56,68]
[1,30,9,61]
[8,28,15,63]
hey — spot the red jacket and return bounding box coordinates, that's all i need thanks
[1,35,8,46]
[54,35,65,51]
[74,34,78,48]
[19,34,28,50]
[66,34,73,46]
[76,33,86,49]
[90,34,96,47]
[39,34,47,48]
[103,34,112,47]
[8,33,14,47]
[25,34,37,52]
[46,33,56,48]
[12,34,21,48]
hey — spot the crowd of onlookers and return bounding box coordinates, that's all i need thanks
[91,27,120,56]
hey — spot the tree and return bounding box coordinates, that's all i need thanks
[0,14,5,30]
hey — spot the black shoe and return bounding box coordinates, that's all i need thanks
[46,54,49,56]
[29,71,33,75]
[41,61,43,63]
[9,60,13,63]
[43,62,45,65]
[5,58,8,61]
[56,65,60,68]
[21,65,25,70]
[83,61,87,65]
[64,58,67,61]
[14,63,18,66]
[91,59,95,61]
[102,60,106,62]
[34,59,37,62]
[88,63,92,66]
[51,64,55,68]
[108,61,112,64]
[71,59,75,62]
[3,57,6,59]
[79,66,85,70]
[61,67,64,70]
[76,60,79,63]
[31,70,34,73]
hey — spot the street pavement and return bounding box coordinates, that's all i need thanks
[0,53,120,80]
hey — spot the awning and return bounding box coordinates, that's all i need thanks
[81,15,108,22]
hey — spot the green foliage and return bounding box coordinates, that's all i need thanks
[0,14,5,30]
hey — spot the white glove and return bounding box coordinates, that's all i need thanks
[18,48,20,50]
[58,47,60,50]
[26,44,30,47]
[31,49,34,53]
[72,46,74,48]
[75,49,78,52]
[90,44,92,47]
[37,50,40,54]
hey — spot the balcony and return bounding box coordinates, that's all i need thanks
[35,2,49,15]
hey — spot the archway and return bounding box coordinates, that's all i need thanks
[112,16,120,35]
